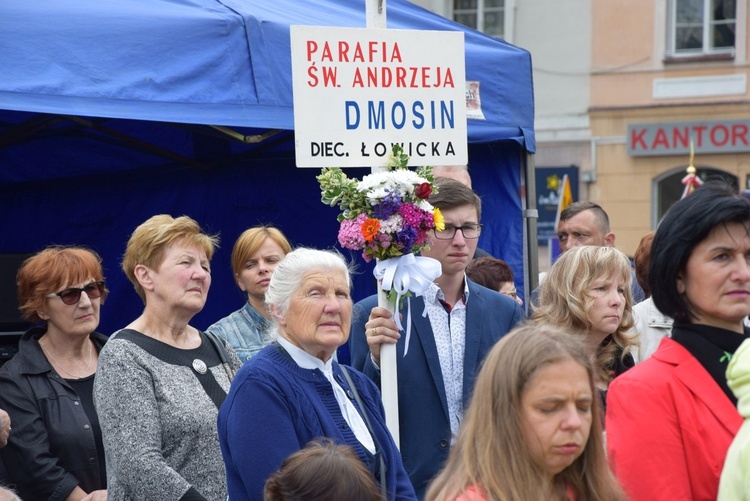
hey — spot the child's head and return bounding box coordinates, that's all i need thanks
[264,439,381,501]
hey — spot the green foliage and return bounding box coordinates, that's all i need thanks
[317,167,368,222]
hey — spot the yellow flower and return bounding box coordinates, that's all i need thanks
[433,208,445,231]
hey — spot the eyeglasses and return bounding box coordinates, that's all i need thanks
[433,224,483,240]
[47,281,106,305]
[501,289,518,299]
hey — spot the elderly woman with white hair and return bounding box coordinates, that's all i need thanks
[217,248,416,500]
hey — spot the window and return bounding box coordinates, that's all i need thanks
[453,0,505,39]
[654,166,737,226]
[669,0,736,55]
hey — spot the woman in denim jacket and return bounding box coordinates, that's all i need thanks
[207,226,291,363]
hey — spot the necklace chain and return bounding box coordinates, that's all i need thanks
[39,338,93,379]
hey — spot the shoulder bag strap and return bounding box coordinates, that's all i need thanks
[340,366,388,501]
[203,330,237,382]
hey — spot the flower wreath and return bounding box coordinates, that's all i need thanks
[317,144,444,263]
[318,145,444,346]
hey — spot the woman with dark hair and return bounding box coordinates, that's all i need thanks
[607,181,750,500]
[0,246,108,501]
[465,257,523,307]
[426,324,625,501]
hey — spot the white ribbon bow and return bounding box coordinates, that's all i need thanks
[374,254,442,356]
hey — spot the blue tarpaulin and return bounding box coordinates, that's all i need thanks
[0,0,534,337]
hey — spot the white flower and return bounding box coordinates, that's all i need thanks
[357,170,427,197]
[416,199,434,212]
[380,214,404,233]
[366,187,390,203]
[357,172,388,192]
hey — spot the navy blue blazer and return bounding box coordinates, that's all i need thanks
[349,279,523,499]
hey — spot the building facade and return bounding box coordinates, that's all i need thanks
[590,0,750,253]
[418,0,750,256]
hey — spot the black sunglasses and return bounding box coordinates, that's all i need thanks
[47,281,106,305]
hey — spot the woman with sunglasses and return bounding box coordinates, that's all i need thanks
[0,246,108,501]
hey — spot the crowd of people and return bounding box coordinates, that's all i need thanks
[0,174,749,500]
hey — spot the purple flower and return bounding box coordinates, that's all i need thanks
[423,211,435,229]
[373,190,402,219]
[397,226,418,254]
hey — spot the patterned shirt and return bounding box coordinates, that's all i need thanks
[422,279,470,440]
[207,301,272,363]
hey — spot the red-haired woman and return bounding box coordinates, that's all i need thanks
[0,246,108,501]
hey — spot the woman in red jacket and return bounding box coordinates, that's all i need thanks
[606,181,750,500]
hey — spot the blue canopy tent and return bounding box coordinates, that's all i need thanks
[0,0,535,340]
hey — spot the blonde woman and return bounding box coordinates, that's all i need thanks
[95,215,241,501]
[532,246,637,411]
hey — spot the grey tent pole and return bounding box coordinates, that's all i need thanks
[521,149,538,317]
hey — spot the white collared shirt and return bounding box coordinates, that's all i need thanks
[276,336,375,454]
[422,278,470,440]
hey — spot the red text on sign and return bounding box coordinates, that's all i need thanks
[306,40,403,63]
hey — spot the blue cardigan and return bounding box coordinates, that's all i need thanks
[217,343,416,501]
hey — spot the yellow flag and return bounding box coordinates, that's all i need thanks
[554,174,574,231]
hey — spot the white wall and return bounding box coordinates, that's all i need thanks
[515,0,591,143]
[414,0,592,146]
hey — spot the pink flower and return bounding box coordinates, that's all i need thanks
[338,214,367,250]
[399,203,423,227]
[376,233,393,248]
[414,230,429,246]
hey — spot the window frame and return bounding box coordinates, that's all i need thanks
[666,0,737,57]
[452,0,514,42]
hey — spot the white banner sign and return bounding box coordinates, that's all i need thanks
[291,26,467,168]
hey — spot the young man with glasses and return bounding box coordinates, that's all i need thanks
[349,177,523,499]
